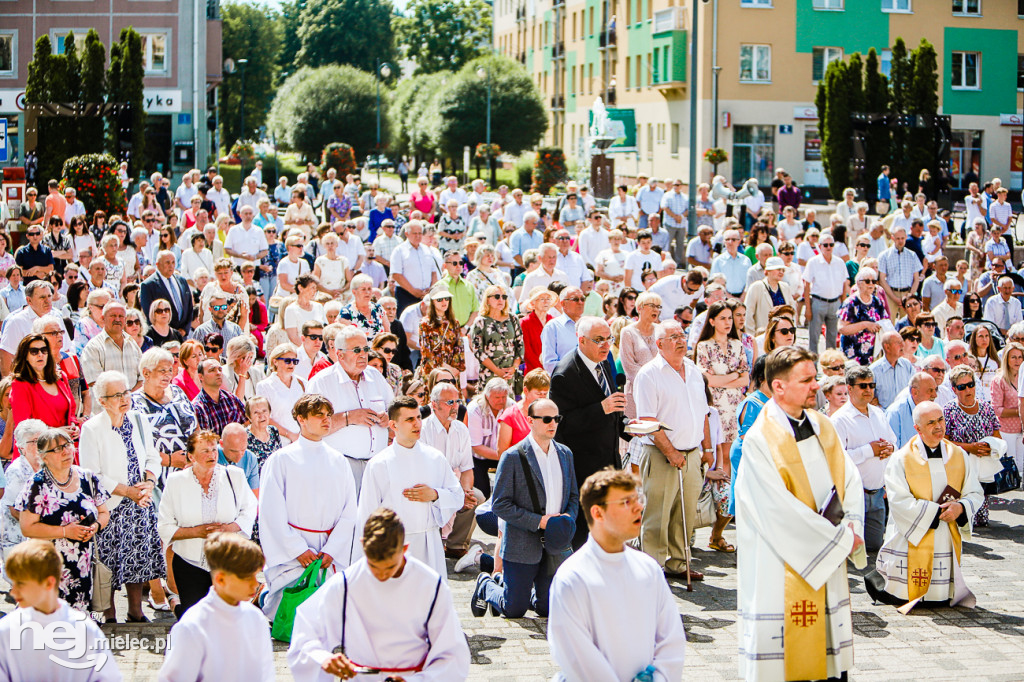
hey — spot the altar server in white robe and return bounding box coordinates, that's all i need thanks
[736,347,867,682]
[288,508,471,682]
[357,396,463,579]
[260,394,360,619]
[548,469,686,682]
[159,534,274,682]
[0,540,121,682]
[868,400,983,608]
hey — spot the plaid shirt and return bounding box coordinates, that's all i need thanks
[80,331,143,389]
[191,388,246,433]
[877,246,922,289]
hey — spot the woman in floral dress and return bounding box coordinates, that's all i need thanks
[838,268,889,365]
[694,301,749,455]
[245,396,283,545]
[466,245,514,307]
[470,284,525,395]
[418,283,465,379]
[17,428,110,612]
[944,364,1002,528]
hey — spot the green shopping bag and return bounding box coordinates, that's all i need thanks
[271,558,329,642]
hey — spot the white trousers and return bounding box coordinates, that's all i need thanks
[1004,432,1024,481]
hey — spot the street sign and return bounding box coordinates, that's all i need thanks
[0,119,7,163]
[779,125,794,135]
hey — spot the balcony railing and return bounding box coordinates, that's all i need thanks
[605,88,616,105]
[550,95,565,110]
[599,29,617,48]
[551,41,565,59]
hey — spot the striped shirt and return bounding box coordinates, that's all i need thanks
[868,356,915,409]
[877,246,922,289]
[660,190,689,229]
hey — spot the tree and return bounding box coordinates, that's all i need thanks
[429,55,546,161]
[888,37,914,186]
[907,39,940,194]
[396,0,492,75]
[221,1,283,143]
[108,28,146,179]
[817,58,859,198]
[80,29,107,154]
[296,0,398,74]
[389,72,447,161]
[267,66,387,160]
[863,48,889,203]
[278,0,307,73]
[25,35,73,186]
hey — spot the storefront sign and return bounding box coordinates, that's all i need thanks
[1012,133,1022,189]
[1000,113,1022,126]
[0,91,25,115]
[793,105,818,120]
[143,90,182,114]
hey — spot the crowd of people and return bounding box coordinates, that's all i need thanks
[0,161,1018,681]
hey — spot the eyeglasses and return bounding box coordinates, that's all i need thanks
[42,442,74,455]
[304,334,323,342]
[341,345,371,354]
[921,322,936,328]
[825,365,845,372]
[27,346,48,356]
[776,327,795,336]
[947,289,963,295]
[211,304,229,312]
[380,347,396,355]
[555,236,571,241]
[820,243,835,248]
[205,345,222,352]
[600,492,646,509]
[154,307,171,314]
[949,352,967,361]
[414,390,427,398]
[531,414,563,424]
[489,293,509,300]
[26,231,41,237]
[104,390,131,401]
[856,243,870,248]
[625,295,637,301]
[125,320,141,327]
[437,399,459,406]
[853,382,876,390]
[565,297,586,303]
[954,380,976,391]
[925,367,946,374]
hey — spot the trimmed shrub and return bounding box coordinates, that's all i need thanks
[61,154,126,216]
[532,147,567,195]
[321,143,357,178]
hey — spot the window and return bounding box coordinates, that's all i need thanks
[952,0,980,14]
[588,63,594,94]
[626,56,631,88]
[652,47,660,83]
[1018,54,1024,91]
[646,124,653,160]
[0,33,13,77]
[740,0,772,5]
[950,130,982,188]
[732,125,775,187]
[1019,0,1024,16]
[50,31,87,55]
[141,32,169,74]
[812,47,843,83]
[951,51,979,89]
[881,0,910,10]
[656,124,665,144]
[636,58,641,89]
[740,45,771,83]
[812,0,843,8]
[880,49,892,77]
[671,123,680,156]
[588,7,594,35]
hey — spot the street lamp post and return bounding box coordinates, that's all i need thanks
[376,60,392,184]
[686,2,699,238]
[238,58,248,178]
[476,66,494,187]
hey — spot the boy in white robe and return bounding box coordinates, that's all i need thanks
[288,508,471,682]
[0,540,121,681]
[357,396,463,579]
[868,401,983,608]
[549,469,686,682]
[260,394,360,619]
[159,533,275,682]
[735,347,866,682]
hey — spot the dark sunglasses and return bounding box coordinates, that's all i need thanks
[277,357,300,365]
[304,334,323,341]
[776,327,795,336]
[860,279,877,285]
[211,304,230,312]
[490,293,509,300]
[954,380,976,391]
[825,364,845,372]
[205,345,222,352]
[921,322,936,328]
[125,320,141,327]
[380,347,396,355]
[853,382,876,390]
[28,346,48,356]
[530,415,563,424]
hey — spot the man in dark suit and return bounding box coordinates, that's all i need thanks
[549,315,627,549]
[140,250,194,330]
[470,398,578,619]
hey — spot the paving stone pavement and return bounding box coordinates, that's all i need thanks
[5,490,1023,680]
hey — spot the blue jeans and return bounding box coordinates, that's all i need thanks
[864,488,887,552]
[482,558,552,618]
[638,213,649,231]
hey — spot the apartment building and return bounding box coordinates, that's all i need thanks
[493,0,1024,193]
[0,0,222,177]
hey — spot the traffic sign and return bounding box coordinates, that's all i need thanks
[0,119,7,163]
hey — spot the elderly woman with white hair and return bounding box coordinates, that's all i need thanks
[100,233,128,293]
[466,243,514,305]
[255,342,305,443]
[79,370,165,623]
[222,335,265,402]
[838,267,890,365]
[338,273,388,339]
[130,226,151,275]
[0,420,47,567]
[312,231,353,299]
[132,347,197,482]
[467,377,514,499]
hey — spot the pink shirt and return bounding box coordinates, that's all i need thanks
[990,375,1021,434]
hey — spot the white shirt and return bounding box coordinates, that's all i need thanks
[175,182,197,209]
[0,305,72,356]
[236,188,268,215]
[623,250,662,290]
[400,303,426,348]
[801,254,848,299]
[160,589,274,682]
[438,187,468,208]
[308,365,394,460]
[391,241,438,291]
[335,235,366,269]
[609,194,639,230]
[777,219,801,241]
[283,300,326,333]
[650,275,701,321]
[420,414,474,474]
[207,187,232,218]
[556,250,589,288]
[983,294,1023,330]
[0,601,119,681]
[518,267,569,305]
[633,354,709,451]
[576,226,610,267]
[528,435,564,516]
[224,223,269,266]
[255,373,306,435]
[829,401,897,490]
[63,199,86,224]
[503,200,528,228]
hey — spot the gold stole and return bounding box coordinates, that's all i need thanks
[903,438,966,601]
[761,411,846,682]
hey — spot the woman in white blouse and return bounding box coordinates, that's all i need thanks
[255,342,305,443]
[180,232,215,288]
[158,429,256,618]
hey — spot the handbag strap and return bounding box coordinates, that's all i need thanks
[223,465,237,507]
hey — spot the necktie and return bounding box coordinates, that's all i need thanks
[166,276,183,318]
[1004,301,1011,331]
[596,365,610,396]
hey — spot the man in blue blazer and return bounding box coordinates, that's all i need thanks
[139,251,194,331]
[470,398,578,619]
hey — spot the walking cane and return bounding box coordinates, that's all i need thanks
[678,463,693,593]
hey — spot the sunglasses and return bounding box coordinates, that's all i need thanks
[857,243,870,248]
[819,243,835,248]
[565,297,586,303]
[948,289,963,295]
[341,345,372,354]
[921,322,936,328]
[205,345,222,352]
[490,293,509,300]
[28,346,48,356]
[277,357,300,365]
[776,327,795,336]
[531,414,563,424]
[211,304,230,312]
[825,364,845,372]
[380,347,396,355]
[304,334,323,341]
[27,231,41,236]
[853,382,876,390]
[125,320,141,327]
[954,380,976,391]
[154,307,171,314]
[860,279,877,285]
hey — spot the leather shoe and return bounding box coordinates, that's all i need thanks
[445,547,468,560]
[664,569,704,581]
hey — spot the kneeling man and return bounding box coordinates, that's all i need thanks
[868,400,983,609]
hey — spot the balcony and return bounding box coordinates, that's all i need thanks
[553,0,565,7]
[599,29,617,49]
[551,41,565,59]
[206,0,220,19]
[550,95,565,110]
[652,7,684,34]
[605,87,616,105]
[516,51,526,65]
[515,6,526,22]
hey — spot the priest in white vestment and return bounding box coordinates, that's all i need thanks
[288,508,471,682]
[548,469,686,682]
[260,395,360,620]
[868,400,983,608]
[357,396,463,579]
[736,347,866,682]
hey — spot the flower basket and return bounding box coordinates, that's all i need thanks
[475,143,502,160]
[321,143,357,178]
[61,154,126,217]
[704,147,728,166]
[532,147,568,195]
